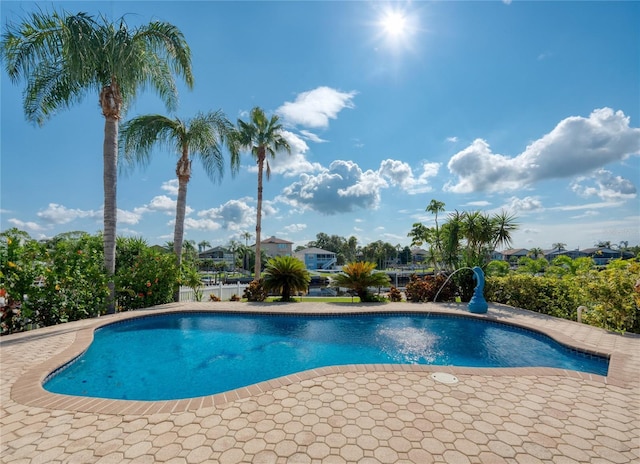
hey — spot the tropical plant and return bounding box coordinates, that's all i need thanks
[426,199,446,269]
[115,237,178,310]
[1,10,193,313]
[120,111,239,300]
[262,256,311,302]
[180,263,204,302]
[235,107,291,279]
[332,261,391,302]
[405,273,456,302]
[243,279,268,302]
[485,260,510,277]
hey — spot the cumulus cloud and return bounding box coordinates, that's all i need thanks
[260,130,323,177]
[161,179,179,196]
[7,218,45,232]
[117,209,143,225]
[280,160,387,214]
[299,130,327,143]
[378,160,440,194]
[445,108,640,193]
[283,223,307,233]
[134,195,192,216]
[277,86,357,129]
[181,218,221,231]
[502,196,544,213]
[36,203,98,224]
[198,198,256,231]
[571,169,637,201]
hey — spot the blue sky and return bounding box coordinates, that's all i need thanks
[1,0,639,252]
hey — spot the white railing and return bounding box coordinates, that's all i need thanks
[179,282,249,302]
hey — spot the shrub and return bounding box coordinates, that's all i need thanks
[243,280,267,302]
[115,237,178,310]
[230,294,241,302]
[405,273,456,302]
[209,293,221,302]
[388,286,403,302]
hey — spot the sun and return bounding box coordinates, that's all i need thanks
[381,11,407,37]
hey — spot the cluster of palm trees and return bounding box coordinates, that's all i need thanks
[2,10,290,312]
[408,199,519,271]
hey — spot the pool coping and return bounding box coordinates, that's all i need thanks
[7,301,638,415]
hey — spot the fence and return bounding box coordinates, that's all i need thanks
[179,282,249,302]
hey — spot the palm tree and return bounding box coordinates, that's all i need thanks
[120,112,238,284]
[1,10,193,313]
[262,256,311,302]
[332,261,391,302]
[241,231,252,272]
[552,243,567,253]
[198,240,211,253]
[426,199,446,268]
[528,247,544,259]
[235,107,291,280]
[227,239,241,271]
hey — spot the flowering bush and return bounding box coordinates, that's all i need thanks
[115,237,178,310]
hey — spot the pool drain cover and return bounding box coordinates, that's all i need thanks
[431,372,459,384]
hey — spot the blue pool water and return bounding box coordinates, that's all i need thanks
[45,312,609,401]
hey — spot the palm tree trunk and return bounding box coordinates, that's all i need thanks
[254,152,265,280]
[103,116,118,314]
[173,155,191,301]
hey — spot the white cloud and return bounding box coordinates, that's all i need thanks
[36,203,98,224]
[7,218,46,232]
[117,209,143,225]
[182,217,222,231]
[445,108,640,193]
[465,201,491,207]
[134,195,192,216]
[277,86,357,129]
[198,198,256,231]
[279,160,387,214]
[446,136,458,143]
[502,196,544,213]
[161,179,179,196]
[299,130,327,143]
[571,169,637,201]
[283,223,307,233]
[378,159,440,194]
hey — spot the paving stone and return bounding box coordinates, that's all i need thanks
[1,302,638,464]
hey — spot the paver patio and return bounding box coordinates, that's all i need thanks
[1,302,639,463]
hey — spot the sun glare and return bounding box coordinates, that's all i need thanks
[381,11,407,37]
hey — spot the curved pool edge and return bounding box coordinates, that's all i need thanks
[9,301,636,415]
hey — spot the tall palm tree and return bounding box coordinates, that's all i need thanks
[120,111,239,298]
[1,10,193,313]
[426,199,446,268]
[235,107,291,280]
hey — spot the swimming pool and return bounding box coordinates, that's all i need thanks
[44,311,609,401]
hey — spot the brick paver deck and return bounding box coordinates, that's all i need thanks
[1,302,639,463]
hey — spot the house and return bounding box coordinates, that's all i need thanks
[199,246,235,268]
[410,247,429,264]
[294,247,337,270]
[257,236,293,258]
[580,247,634,266]
[543,249,588,261]
[497,248,529,262]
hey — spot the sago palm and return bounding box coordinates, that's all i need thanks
[235,107,291,280]
[332,261,391,302]
[120,111,239,300]
[263,256,311,302]
[1,10,193,313]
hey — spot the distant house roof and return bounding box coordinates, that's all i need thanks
[295,247,335,255]
[500,248,529,256]
[259,236,293,245]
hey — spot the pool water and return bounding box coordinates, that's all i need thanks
[44,312,609,401]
